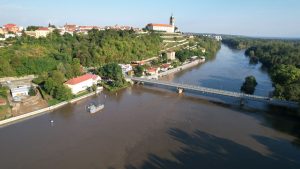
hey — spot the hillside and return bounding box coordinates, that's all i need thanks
[0,29,162,77]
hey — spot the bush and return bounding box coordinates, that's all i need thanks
[241,76,258,94]
[28,87,37,96]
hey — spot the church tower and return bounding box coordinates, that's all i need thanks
[170,14,175,27]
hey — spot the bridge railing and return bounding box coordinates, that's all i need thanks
[130,77,299,108]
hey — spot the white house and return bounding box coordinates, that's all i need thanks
[64,74,101,94]
[146,67,160,76]
[35,27,52,38]
[10,85,30,98]
[161,64,171,72]
[119,64,133,74]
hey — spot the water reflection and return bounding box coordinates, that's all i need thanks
[126,129,300,169]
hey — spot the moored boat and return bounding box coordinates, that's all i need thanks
[87,104,104,114]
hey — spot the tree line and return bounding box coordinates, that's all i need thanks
[223,37,300,103]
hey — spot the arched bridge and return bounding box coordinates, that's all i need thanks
[130,77,299,108]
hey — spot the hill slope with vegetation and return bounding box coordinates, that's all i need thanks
[0,29,162,77]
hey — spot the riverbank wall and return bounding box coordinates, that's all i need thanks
[0,91,98,127]
[159,59,204,77]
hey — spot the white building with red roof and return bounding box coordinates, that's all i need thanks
[146,15,175,33]
[3,24,19,33]
[146,67,160,76]
[35,27,52,38]
[64,74,101,94]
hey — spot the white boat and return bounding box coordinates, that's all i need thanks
[87,104,104,114]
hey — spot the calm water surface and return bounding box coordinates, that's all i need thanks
[0,45,300,169]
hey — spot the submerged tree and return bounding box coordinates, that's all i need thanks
[241,76,258,95]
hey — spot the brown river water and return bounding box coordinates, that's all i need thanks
[0,44,300,169]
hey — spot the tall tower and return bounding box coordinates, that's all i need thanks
[170,14,175,27]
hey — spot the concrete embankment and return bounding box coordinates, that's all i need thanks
[159,59,204,77]
[0,92,98,127]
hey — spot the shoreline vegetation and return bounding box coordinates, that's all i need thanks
[222,37,300,104]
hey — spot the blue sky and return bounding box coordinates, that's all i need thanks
[1,0,300,37]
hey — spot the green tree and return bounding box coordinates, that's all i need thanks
[161,52,168,63]
[0,87,8,97]
[51,70,66,84]
[26,26,40,31]
[54,85,72,101]
[241,76,258,95]
[28,86,37,96]
[99,63,123,82]
[134,66,144,77]
[44,78,56,95]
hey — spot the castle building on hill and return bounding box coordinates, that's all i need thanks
[147,15,176,33]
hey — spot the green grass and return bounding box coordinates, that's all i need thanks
[102,82,131,92]
[0,98,11,120]
[73,91,90,98]
[47,99,62,106]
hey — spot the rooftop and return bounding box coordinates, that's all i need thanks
[65,74,99,85]
[148,23,173,28]
[37,27,49,31]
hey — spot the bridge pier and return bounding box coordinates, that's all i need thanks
[177,88,184,94]
[240,98,245,106]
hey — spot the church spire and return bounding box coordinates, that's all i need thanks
[170,14,175,27]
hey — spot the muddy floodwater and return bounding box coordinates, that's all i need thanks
[0,44,300,169]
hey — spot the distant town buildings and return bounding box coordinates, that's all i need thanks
[64,73,101,94]
[147,15,176,33]
[202,34,223,41]
[0,16,176,40]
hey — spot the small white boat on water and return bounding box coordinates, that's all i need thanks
[87,104,104,114]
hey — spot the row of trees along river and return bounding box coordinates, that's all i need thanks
[222,37,300,103]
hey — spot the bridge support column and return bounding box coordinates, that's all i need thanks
[240,98,245,106]
[136,81,144,85]
[177,88,184,94]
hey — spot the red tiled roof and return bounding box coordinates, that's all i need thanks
[64,24,76,28]
[148,23,173,28]
[65,74,99,85]
[79,26,96,29]
[147,68,158,72]
[37,27,49,31]
[4,24,17,28]
[161,64,170,68]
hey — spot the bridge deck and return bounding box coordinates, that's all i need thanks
[130,77,299,108]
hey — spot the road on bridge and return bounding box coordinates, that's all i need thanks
[130,77,299,108]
